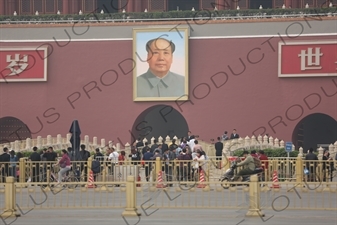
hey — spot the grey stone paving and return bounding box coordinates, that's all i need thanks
[2,208,336,225]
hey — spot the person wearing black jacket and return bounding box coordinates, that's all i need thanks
[79,144,90,184]
[93,148,104,161]
[129,147,141,165]
[150,139,158,153]
[305,148,318,182]
[0,147,10,182]
[214,137,223,169]
[322,150,334,182]
[142,143,150,156]
[29,146,41,183]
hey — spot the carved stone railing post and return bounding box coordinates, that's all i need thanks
[37,136,42,149]
[298,147,303,157]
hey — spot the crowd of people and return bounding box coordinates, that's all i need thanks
[0,130,336,185]
[130,131,209,185]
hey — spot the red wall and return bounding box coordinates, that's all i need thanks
[1,35,336,146]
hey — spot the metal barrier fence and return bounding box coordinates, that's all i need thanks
[0,158,336,185]
[0,177,336,215]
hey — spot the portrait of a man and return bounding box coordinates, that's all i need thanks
[133,28,189,101]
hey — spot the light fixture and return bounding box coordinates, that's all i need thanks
[192,7,195,11]
[79,10,83,15]
[57,10,60,15]
[144,9,148,12]
[329,2,333,7]
[259,5,263,9]
[100,9,104,14]
[282,4,286,9]
[214,6,218,11]
[13,11,17,16]
[122,9,126,13]
[236,6,240,10]
[35,11,39,16]
[305,3,309,8]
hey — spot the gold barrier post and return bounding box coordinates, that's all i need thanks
[155,157,161,182]
[43,169,51,191]
[86,158,93,187]
[122,176,141,217]
[19,158,25,183]
[222,155,230,172]
[246,175,264,217]
[101,167,107,191]
[295,156,303,185]
[2,177,20,218]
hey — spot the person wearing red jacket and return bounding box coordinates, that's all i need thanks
[55,149,71,183]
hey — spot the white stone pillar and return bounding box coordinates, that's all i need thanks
[46,135,52,146]
[37,136,42,149]
[251,135,257,149]
[244,136,250,149]
[238,137,244,148]
[25,138,32,151]
[257,135,263,149]
[93,137,98,147]
[116,143,121,151]
[280,140,285,148]
[165,136,170,143]
[56,134,62,149]
[14,140,20,151]
[151,137,155,145]
[262,135,268,146]
[298,147,303,157]
[101,139,106,148]
[84,135,89,148]
[269,136,274,148]
[274,138,279,148]
[317,146,324,160]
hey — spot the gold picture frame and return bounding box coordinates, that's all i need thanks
[133,27,189,101]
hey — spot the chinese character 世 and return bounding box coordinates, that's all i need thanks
[298,47,323,71]
[6,54,29,76]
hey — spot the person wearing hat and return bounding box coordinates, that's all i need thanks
[232,151,255,181]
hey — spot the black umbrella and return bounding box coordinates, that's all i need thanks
[69,120,81,161]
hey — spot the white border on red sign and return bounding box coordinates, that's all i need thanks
[278,40,337,78]
[0,47,48,82]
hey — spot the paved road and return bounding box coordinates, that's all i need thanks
[2,207,336,225]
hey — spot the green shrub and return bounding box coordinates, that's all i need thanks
[233,148,299,157]
[0,7,335,22]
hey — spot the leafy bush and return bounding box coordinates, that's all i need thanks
[233,148,299,157]
[0,7,335,22]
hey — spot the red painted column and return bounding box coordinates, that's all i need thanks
[285,0,292,8]
[0,0,5,15]
[134,0,141,12]
[63,0,68,14]
[126,0,134,12]
[8,0,16,15]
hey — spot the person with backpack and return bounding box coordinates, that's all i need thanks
[91,158,101,185]
[231,151,256,181]
[129,148,140,165]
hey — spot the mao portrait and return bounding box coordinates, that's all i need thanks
[133,28,189,101]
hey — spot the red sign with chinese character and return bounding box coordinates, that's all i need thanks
[0,47,48,82]
[278,41,337,77]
